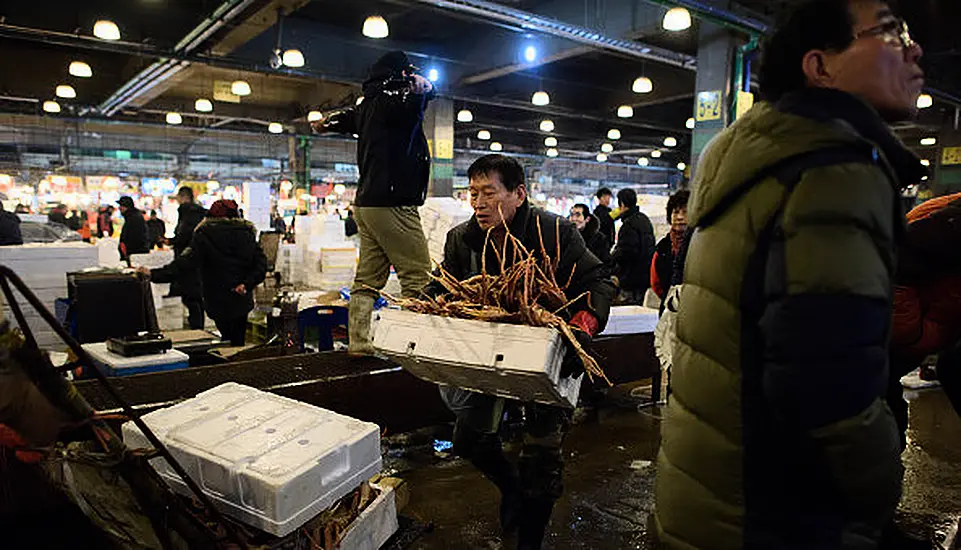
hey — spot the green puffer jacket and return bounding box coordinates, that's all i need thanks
[655,89,925,549]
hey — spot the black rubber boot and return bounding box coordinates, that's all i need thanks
[452,422,522,533]
[516,497,555,550]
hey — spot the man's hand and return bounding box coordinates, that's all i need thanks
[135,266,150,276]
[559,329,593,379]
[233,284,247,295]
[410,74,433,95]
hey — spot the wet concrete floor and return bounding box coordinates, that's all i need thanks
[388,388,961,550]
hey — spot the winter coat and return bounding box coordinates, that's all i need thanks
[428,200,614,332]
[97,210,113,238]
[324,77,432,207]
[891,192,961,366]
[170,202,207,299]
[579,215,611,267]
[119,208,149,259]
[655,88,925,549]
[146,218,166,249]
[0,211,22,246]
[593,204,616,246]
[611,206,655,292]
[151,218,267,321]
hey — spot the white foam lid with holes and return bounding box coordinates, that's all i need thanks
[121,382,382,537]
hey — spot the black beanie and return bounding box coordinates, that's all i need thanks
[369,50,412,80]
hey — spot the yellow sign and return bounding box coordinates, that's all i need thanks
[435,138,454,160]
[735,90,755,120]
[943,146,961,166]
[696,90,723,121]
[213,81,241,104]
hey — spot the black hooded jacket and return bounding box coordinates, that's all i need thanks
[151,218,267,320]
[611,206,656,291]
[119,207,149,259]
[579,215,611,267]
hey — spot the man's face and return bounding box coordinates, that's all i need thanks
[178,194,190,205]
[671,207,688,232]
[470,173,526,231]
[119,205,128,215]
[599,194,612,207]
[818,1,924,121]
[569,207,587,231]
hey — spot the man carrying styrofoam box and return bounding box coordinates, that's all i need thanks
[420,154,614,549]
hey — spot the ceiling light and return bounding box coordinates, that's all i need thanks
[524,46,537,63]
[56,85,76,99]
[363,15,389,39]
[194,98,213,112]
[596,153,608,162]
[457,109,473,123]
[356,96,364,105]
[428,68,440,83]
[617,105,634,118]
[69,61,92,78]
[638,157,650,167]
[282,49,305,68]
[686,117,695,129]
[544,137,557,147]
[166,112,182,125]
[663,7,692,31]
[632,76,653,94]
[231,80,251,96]
[917,94,933,109]
[307,110,323,122]
[601,143,614,153]
[922,175,929,181]
[532,91,550,106]
[651,150,662,158]
[93,20,121,41]
[268,122,283,134]
[921,137,937,146]
[490,142,503,152]
[677,162,687,171]
[607,128,621,140]
[546,148,558,158]
[42,100,61,114]
[477,130,491,140]
[920,159,931,167]
[539,119,555,132]
[664,136,678,147]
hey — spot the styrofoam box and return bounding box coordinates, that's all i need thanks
[599,306,661,336]
[338,482,399,550]
[83,342,190,376]
[371,308,582,408]
[121,383,382,537]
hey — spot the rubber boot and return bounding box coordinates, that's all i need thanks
[453,423,522,534]
[347,293,377,355]
[516,497,555,550]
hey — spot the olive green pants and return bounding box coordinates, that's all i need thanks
[348,206,431,353]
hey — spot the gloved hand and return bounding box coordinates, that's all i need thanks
[559,328,593,379]
[410,74,434,95]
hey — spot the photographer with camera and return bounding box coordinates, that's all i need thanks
[317,50,435,354]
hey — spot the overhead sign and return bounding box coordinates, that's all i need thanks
[213,81,241,104]
[942,146,961,166]
[696,90,723,122]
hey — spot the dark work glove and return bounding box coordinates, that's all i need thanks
[559,329,593,379]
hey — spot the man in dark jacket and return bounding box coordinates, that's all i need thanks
[610,188,655,304]
[650,190,689,305]
[96,206,114,239]
[431,155,613,550]
[569,203,611,266]
[655,1,926,548]
[319,50,434,354]
[172,186,207,329]
[47,204,67,226]
[146,210,166,250]
[0,201,22,246]
[117,196,148,264]
[150,200,267,346]
[592,187,616,246]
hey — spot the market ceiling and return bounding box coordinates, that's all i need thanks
[0,0,958,167]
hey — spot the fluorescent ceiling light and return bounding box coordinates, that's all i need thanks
[638,157,649,166]
[601,143,614,153]
[921,137,937,146]
[686,117,695,129]
[663,7,692,31]
[268,122,283,134]
[477,130,491,140]
[69,61,92,78]
[490,142,503,152]
[194,98,213,112]
[632,77,653,94]
[546,148,558,158]
[596,153,608,162]
[43,101,61,114]
[307,110,323,122]
[532,91,550,106]
[231,80,251,96]
[617,105,634,118]
[544,137,557,147]
[651,150,662,158]
[363,16,389,39]
[664,137,678,147]
[917,94,933,109]
[166,112,182,125]
[282,49,305,68]
[607,128,621,140]
[93,20,121,40]
[457,109,473,123]
[56,85,76,99]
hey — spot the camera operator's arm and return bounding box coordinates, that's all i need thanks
[389,75,434,126]
[313,108,358,135]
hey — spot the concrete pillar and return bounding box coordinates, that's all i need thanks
[690,15,740,175]
[289,136,310,194]
[425,98,454,198]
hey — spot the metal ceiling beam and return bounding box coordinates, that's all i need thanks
[407,0,697,70]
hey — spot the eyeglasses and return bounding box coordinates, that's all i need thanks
[855,18,916,50]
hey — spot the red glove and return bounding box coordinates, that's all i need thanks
[569,310,599,337]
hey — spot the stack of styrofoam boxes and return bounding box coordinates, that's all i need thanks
[130,251,179,331]
[316,246,358,291]
[276,243,298,286]
[637,194,671,242]
[122,383,389,539]
[295,214,357,291]
[371,308,582,408]
[599,305,661,336]
[419,197,471,264]
[97,238,123,268]
[0,243,100,350]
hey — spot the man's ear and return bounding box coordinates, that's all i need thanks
[801,50,833,88]
[515,184,527,203]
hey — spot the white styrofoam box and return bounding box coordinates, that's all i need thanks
[98,238,123,267]
[122,383,382,537]
[129,250,175,269]
[83,342,190,376]
[599,306,660,336]
[337,482,399,550]
[371,308,582,408]
[320,246,357,268]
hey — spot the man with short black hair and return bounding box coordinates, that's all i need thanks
[431,154,613,550]
[569,203,611,266]
[592,187,615,245]
[610,188,655,304]
[173,186,207,329]
[117,196,148,264]
[655,1,926,548]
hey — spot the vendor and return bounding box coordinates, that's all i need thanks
[146,199,267,345]
[427,154,613,549]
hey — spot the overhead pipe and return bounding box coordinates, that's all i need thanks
[408,0,697,70]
